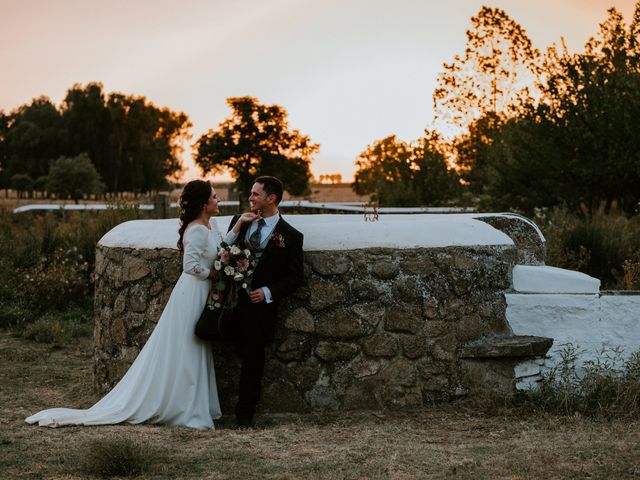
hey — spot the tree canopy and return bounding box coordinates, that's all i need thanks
[46,153,104,203]
[193,97,317,206]
[433,6,540,138]
[352,131,460,207]
[0,83,191,193]
[483,4,640,214]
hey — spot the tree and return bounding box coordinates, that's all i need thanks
[62,83,191,193]
[482,2,640,215]
[2,97,66,185]
[433,7,540,195]
[106,93,191,192]
[194,97,317,207]
[433,6,540,137]
[0,111,9,189]
[10,174,34,199]
[1,83,191,194]
[352,132,459,207]
[453,111,504,194]
[46,153,104,203]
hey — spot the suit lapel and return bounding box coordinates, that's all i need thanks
[235,220,251,249]
[257,217,286,265]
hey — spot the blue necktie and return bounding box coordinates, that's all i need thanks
[248,219,266,250]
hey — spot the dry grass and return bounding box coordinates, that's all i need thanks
[1,331,639,479]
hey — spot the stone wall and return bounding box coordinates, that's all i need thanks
[94,243,529,413]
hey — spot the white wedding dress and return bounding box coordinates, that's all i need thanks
[26,220,223,430]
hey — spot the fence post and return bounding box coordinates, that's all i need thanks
[154,193,170,219]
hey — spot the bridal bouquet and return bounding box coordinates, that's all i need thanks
[205,242,256,311]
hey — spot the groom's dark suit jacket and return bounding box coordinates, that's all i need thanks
[228,214,304,340]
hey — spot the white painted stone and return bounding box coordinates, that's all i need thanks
[514,360,541,378]
[600,295,640,351]
[98,214,515,251]
[516,376,541,391]
[507,292,640,370]
[512,265,600,293]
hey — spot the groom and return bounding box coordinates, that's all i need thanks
[226,176,304,428]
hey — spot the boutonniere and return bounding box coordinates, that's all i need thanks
[270,232,286,248]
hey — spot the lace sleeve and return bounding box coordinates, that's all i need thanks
[182,226,211,280]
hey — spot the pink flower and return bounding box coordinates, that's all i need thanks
[237,258,249,272]
[220,250,231,263]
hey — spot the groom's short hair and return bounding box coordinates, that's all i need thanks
[255,176,284,205]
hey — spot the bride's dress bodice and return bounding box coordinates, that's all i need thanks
[182,222,221,280]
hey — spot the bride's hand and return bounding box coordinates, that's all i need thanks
[239,212,260,224]
[232,212,260,234]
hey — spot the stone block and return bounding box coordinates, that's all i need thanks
[400,334,433,359]
[316,309,367,339]
[459,335,553,359]
[305,385,339,410]
[514,360,543,378]
[361,334,398,357]
[371,259,399,280]
[351,303,385,329]
[275,333,311,362]
[122,257,150,282]
[351,357,384,378]
[309,278,345,311]
[343,378,384,410]
[382,358,417,386]
[285,307,315,333]
[351,279,385,300]
[399,255,438,276]
[261,380,307,412]
[286,363,322,390]
[385,303,422,334]
[307,252,352,276]
[113,291,127,316]
[393,276,423,300]
[128,284,148,312]
[315,341,359,362]
[149,280,163,296]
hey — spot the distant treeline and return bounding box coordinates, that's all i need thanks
[0,83,190,197]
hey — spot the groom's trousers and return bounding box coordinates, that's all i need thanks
[234,290,277,421]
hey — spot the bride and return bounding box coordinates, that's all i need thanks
[26,180,228,430]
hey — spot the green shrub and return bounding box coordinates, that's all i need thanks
[20,308,93,344]
[22,317,68,345]
[527,343,640,417]
[539,208,640,289]
[0,303,31,329]
[0,204,148,338]
[78,436,160,478]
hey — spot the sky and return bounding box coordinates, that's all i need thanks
[1,0,638,182]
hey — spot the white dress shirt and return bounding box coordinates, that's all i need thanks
[225,213,280,303]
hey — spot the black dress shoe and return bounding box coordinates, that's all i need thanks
[235,417,255,429]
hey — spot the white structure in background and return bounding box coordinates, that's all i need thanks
[507,265,640,389]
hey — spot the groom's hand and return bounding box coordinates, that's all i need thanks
[248,289,265,303]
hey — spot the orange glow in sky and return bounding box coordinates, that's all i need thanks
[1,0,637,182]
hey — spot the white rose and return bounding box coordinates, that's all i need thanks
[214,260,222,271]
[244,249,252,257]
[234,273,244,281]
[224,266,235,276]
[230,245,242,256]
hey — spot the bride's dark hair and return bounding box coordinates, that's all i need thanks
[177,180,212,252]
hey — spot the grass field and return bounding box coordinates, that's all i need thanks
[1,332,639,479]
